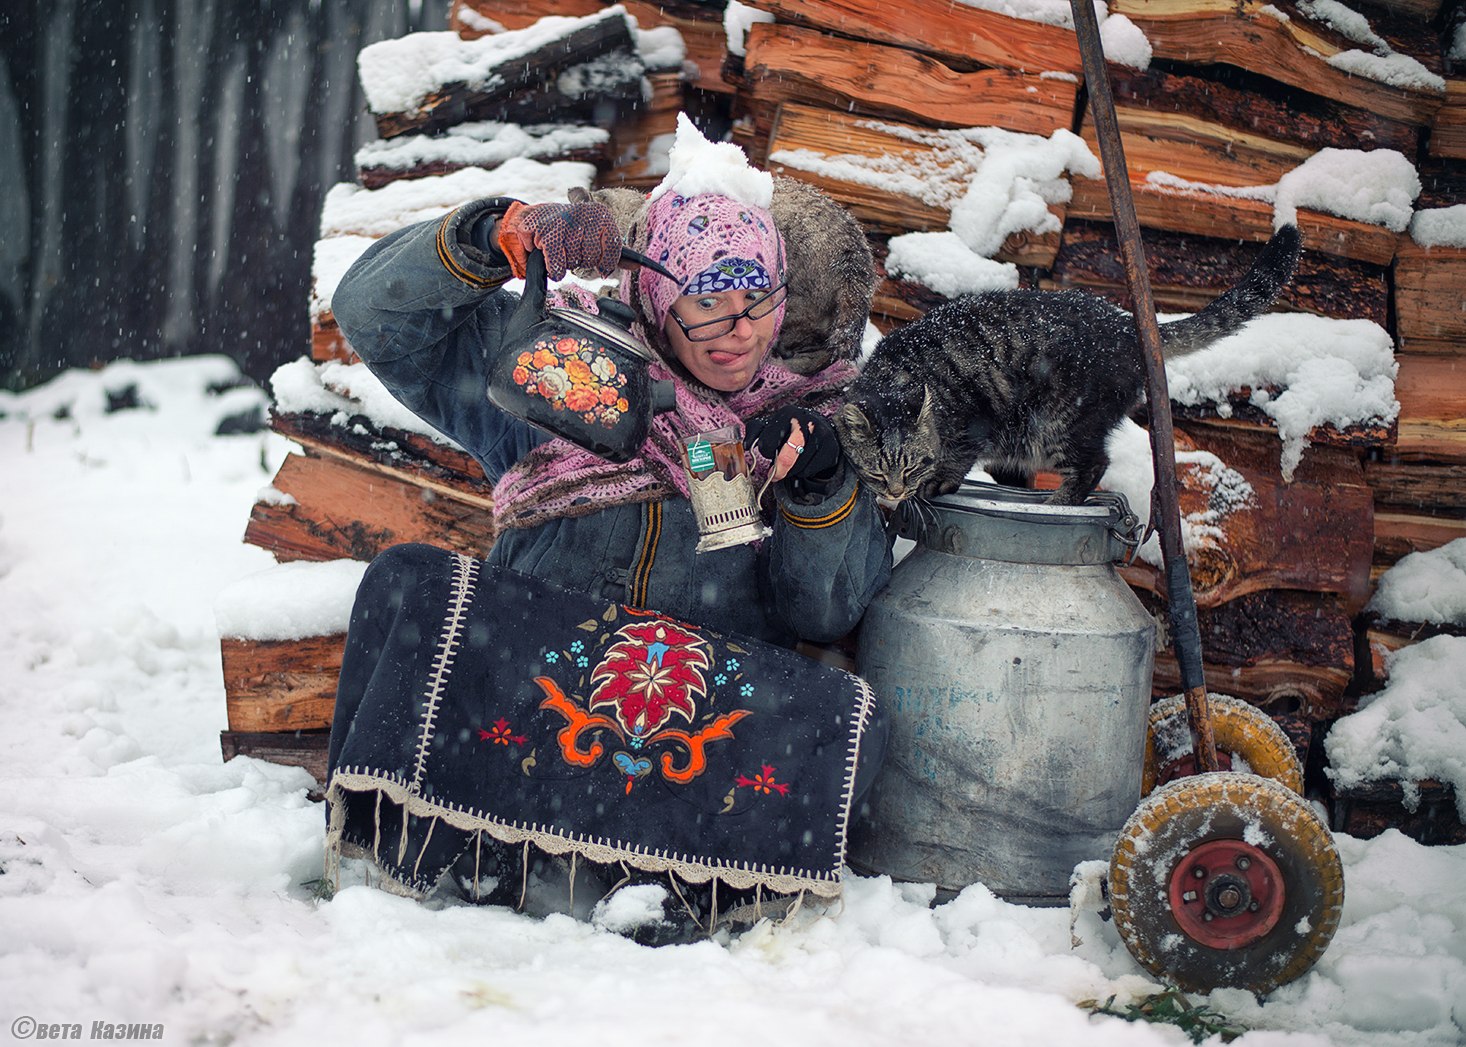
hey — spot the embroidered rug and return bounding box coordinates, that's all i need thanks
[326,549,878,901]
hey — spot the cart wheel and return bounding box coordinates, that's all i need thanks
[1109,773,1344,995]
[1143,694,1303,796]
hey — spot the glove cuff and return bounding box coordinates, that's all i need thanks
[495,200,531,279]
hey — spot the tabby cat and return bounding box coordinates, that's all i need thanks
[835,224,1301,505]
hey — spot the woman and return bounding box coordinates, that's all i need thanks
[324,158,891,939]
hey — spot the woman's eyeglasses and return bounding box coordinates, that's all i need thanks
[668,282,788,342]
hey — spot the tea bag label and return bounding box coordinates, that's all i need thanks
[686,439,715,473]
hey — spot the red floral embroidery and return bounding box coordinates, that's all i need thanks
[736,765,790,796]
[479,718,526,746]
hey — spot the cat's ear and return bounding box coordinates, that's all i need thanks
[917,386,937,427]
[835,402,872,439]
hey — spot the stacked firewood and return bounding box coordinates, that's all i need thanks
[223,0,1464,841]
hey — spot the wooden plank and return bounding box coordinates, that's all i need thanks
[765,103,1064,266]
[757,0,1084,76]
[603,72,683,188]
[742,22,1077,136]
[1394,237,1466,354]
[222,635,344,732]
[220,730,331,789]
[450,0,734,95]
[1118,424,1375,609]
[1111,0,1446,127]
[1046,220,1390,325]
[244,450,497,563]
[1393,354,1466,461]
[272,410,492,496]
[1068,172,1402,266]
[311,315,355,364]
[1329,777,1466,845]
[1360,612,1465,689]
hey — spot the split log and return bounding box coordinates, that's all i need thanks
[1162,403,1393,453]
[1080,67,1416,192]
[741,22,1078,136]
[1329,777,1466,845]
[311,316,354,365]
[765,103,1065,267]
[1393,355,1466,462]
[1394,237,1466,355]
[1362,457,1466,513]
[222,634,344,733]
[220,729,331,789]
[244,412,496,564]
[603,71,683,188]
[1140,588,1355,720]
[1372,510,1466,569]
[1118,424,1375,609]
[1110,0,1446,128]
[368,14,645,139]
[1358,611,1466,690]
[1428,79,1466,160]
[1067,173,1402,266]
[754,0,1084,77]
[450,0,734,95]
[1046,220,1389,325]
[355,122,612,190]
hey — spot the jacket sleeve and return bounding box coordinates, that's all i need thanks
[763,468,892,643]
[329,197,547,481]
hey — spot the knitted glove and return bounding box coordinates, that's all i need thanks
[496,200,624,281]
[747,406,844,496]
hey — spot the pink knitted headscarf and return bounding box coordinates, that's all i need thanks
[628,192,788,347]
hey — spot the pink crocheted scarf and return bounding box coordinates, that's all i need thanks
[492,356,858,532]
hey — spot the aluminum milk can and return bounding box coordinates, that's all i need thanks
[848,483,1155,904]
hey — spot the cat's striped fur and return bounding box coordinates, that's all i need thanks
[835,224,1301,505]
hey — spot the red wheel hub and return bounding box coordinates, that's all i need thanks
[1168,838,1285,949]
[1158,750,1233,787]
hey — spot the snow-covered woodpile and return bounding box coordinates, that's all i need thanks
[223,0,1464,841]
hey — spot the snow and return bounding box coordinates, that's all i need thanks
[1368,540,1466,626]
[1161,312,1398,480]
[884,232,1020,297]
[1410,205,1466,249]
[771,124,1098,259]
[1296,0,1446,93]
[354,121,610,174]
[356,8,636,114]
[270,357,470,448]
[648,112,774,208]
[723,0,775,58]
[1325,636,1466,819]
[1145,148,1421,234]
[215,560,368,642]
[4,356,1466,1044]
[633,25,687,72]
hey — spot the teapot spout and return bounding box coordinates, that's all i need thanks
[621,247,678,283]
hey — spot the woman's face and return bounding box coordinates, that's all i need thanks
[662,288,778,393]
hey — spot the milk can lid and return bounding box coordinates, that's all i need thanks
[898,482,1144,566]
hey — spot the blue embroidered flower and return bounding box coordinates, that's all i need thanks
[725,658,741,672]
[576,656,589,668]
[545,651,560,664]
[740,683,755,698]
[570,639,584,654]
[714,673,728,686]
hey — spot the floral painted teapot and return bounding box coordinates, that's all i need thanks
[489,247,679,463]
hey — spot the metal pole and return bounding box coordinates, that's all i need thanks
[1066,2,1218,772]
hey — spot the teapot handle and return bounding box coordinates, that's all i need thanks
[503,246,549,349]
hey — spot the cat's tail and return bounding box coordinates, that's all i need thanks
[1158,223,1301,358]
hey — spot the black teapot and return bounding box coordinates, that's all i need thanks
[488,247,679,463]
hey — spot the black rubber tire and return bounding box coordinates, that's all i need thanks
[1143,693,1304,796]
[1109,772,1345,995]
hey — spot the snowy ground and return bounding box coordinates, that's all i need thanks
[1,357,1463,1046]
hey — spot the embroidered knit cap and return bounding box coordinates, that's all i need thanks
[631,192,788,344]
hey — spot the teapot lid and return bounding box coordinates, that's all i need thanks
[547,306,657,362]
